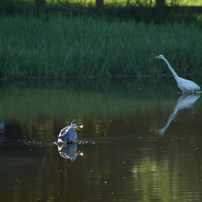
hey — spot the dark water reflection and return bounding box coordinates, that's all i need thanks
[0,78,202,202]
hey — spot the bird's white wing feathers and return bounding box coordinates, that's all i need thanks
[177,77,200,92]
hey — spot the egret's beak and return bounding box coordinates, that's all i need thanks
[154,56,159,58]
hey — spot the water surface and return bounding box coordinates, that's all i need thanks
[0,78,202,202]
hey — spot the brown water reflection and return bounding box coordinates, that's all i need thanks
[0,78,202,202]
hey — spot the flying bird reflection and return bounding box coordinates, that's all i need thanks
[159,94,200,136]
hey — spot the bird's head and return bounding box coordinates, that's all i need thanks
[154,54,165,60]
[71,121,83,130]
[71,121,78,129]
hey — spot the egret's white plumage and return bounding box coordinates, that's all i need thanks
[155,54,200,93]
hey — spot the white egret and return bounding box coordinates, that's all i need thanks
[155,54,200,93]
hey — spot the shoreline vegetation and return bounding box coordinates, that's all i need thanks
[0,1,202,79]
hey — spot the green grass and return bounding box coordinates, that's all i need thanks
[0,14,202,79]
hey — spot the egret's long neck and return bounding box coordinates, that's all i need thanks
[163,58,179,80]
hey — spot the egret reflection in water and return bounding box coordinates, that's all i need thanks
[159,94,200,136]
[57,143,84,161]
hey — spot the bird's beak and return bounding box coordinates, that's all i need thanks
[75,125,84,130]
[75,125,83,130]
[75,126,80,130]
[76,150,84,156]
[76,150,81,155]
[154,56,159,58]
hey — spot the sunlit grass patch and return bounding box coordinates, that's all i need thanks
[46,0,202,6]
[2,0,202,7]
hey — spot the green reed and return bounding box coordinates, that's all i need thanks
[0,14,202,79]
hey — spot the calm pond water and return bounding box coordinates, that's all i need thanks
[0,78,202,202]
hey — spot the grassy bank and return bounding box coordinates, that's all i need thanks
[0,15,202,79]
